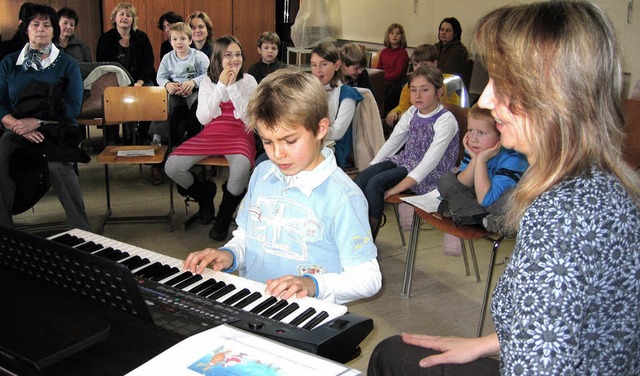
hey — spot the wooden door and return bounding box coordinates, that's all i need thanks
[232,0,276,71]
[100,0,272,72]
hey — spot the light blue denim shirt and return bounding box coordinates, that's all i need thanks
[224,148,377,293]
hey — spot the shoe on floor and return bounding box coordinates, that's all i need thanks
[151,166,163,185]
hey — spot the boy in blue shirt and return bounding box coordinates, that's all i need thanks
[438,104,528,231]
[183,68,382,305]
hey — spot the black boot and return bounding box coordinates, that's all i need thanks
[209,183,244,241]
[369,216,381,241]
[178,176,216,225]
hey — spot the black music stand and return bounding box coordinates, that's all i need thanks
[0,225,181,375]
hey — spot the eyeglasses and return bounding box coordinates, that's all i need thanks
[223,52,243,60]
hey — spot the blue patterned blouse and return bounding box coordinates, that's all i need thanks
[491,167,640,375]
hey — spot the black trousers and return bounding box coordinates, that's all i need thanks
[367,335,500,376]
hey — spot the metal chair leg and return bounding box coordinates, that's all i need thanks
[392,203,407,246]
[468,240,481,282]
[476,235,506,337]
[460,238,470,276]
[401,212,421,297]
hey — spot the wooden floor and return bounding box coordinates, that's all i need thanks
[14,146,513,374]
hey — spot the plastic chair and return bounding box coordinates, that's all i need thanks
[95,86,174,233]
[402,207,510,337]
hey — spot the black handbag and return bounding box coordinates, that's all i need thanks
[9,144,51,215]
[12,79,68,122]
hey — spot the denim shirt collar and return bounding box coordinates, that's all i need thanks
[261,147,337,197]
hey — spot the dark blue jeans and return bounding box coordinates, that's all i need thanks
[354,160,408,221]
[368,335,499,376]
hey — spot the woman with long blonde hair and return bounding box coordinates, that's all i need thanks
[368,2,640,375]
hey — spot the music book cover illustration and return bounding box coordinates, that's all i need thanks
[127,324,360,375]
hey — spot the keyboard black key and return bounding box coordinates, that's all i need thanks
[250,296,278,314]
[51,234,84,247]
[207,284,236,300]
[261,299,288,318]
[271,302,299,321]
[149,266,179,282]
[302,311,329,330]
[174,274,203,289]
[95,247,129,262]
[197,281,226,297]
[135,262,166,278]
[222,288,251,305]
[187,279,217,294]
[76,241,103,253]
[163,271,193,286]
[94,247,117,258]
[289,307,316,326]
[121,256,149,270]
[234,291,262,309]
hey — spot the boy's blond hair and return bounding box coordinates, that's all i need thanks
[256,31,281,47]
[340,43,367,67]
[468,104,495,127]
[247,68,328,136]
[168,22,192,40]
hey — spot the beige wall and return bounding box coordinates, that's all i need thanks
[323,0,639,98]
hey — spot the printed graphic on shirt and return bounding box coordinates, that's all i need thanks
[247,196,323,262]
[184,64,197,79]
[297,264,325,276]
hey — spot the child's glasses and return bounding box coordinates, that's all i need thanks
[223,52,243,59]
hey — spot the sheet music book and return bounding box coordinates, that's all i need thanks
[400,188,442,213]
[127,324,361,376]
[116,149,156,157]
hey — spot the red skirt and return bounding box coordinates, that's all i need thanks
[171,101,256,165]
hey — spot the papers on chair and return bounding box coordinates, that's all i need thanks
[127,324,360,376]
[116,149,155,157]
[400,189,442,213]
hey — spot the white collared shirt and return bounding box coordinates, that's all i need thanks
[15,43,60,70]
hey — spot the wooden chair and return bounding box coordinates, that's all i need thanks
[623,98,640,170]
[181,156,230,231]
[95,86,174,233]
[402,207,510,337]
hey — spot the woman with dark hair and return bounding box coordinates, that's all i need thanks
[368,2,639,375]
[434,17,469,85]
[56,7,92,63]
[0,3,91,231]
[157,11,183,59]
